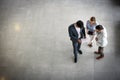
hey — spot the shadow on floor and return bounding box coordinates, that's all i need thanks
[110,0,120,6]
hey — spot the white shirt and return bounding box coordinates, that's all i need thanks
[96,26,108,47]
[74,24,81,38]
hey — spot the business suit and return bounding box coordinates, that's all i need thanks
[68,23,86,62]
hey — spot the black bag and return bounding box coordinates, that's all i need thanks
[87,31,94,35]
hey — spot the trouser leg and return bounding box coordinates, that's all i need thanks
[96,46,104,59]
[98,46,104,54]
[77,42,81,51]
[89,35,95,44]
[72,42,78,60]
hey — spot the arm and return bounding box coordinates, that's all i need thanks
[86,20,89,31]
[81,27,86,38]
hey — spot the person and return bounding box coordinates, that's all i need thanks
[82,26,86,39]
[68,20,86,63]
[94,25,108,59]
[86,16,98,47]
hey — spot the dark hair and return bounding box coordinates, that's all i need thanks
[96,25,104,30]
[76,20,84,28]
[90,16,96,21]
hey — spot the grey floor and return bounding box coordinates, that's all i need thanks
[0,0,120,80]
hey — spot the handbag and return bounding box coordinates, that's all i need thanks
[87,31,94,35]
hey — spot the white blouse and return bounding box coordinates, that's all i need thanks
[96,27,108,47]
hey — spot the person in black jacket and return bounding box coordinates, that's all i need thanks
[68,20,86,63]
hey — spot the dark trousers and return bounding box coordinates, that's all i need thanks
[98,47,104,54]
[72,41,81,59]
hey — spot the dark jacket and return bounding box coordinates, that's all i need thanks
[68,24,86,42]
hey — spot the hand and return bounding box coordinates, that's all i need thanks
[84,36,86,39]
[95,37,98,41]
[77,39,81,43]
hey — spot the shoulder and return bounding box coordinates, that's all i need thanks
[69,24,74,29]
[87,20,90,23]
[103,26,107,32]
[96,21,99,25]
[101,25,106,30]
[86,20,90,25]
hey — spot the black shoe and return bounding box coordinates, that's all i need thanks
[94,51,100,54]
[78,50,82,54]
[74,58,77,63]
[96,54,104,60]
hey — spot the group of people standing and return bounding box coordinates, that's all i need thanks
[68,16,108,63]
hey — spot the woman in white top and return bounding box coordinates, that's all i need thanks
[94,25,108,59]
[86,16,99,47]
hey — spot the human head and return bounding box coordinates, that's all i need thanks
[96,25,104,32]
[90,16,96,25]
[76,20,84,28]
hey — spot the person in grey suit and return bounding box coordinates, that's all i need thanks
[68,20,86,63]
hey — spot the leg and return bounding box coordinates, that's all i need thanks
[96,47,104,59]
[77,42,81,51]
[90,35,95,44]
[88,35,94,47]
[72,42,78,63]
[94,47,100,54]
[77,42,82,54]
[99,47,104,54]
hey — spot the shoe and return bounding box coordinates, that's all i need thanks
[96,54,104,60]
[88,44,93,47]
[78,50,82,54]
[74,58,77,63]
[94,51,100,54]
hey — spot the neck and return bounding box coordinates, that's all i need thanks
[74,24,79,28]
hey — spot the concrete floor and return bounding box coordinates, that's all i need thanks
[0,0,120,80]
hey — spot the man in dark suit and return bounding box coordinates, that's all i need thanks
[68,20,86,63]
